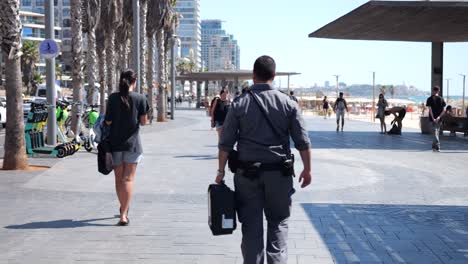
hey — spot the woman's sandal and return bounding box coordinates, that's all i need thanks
[117,218,130,226]
[117,207,130,226]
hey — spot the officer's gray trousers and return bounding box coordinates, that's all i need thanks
[234,170,294,264]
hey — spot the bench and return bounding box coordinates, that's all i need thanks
[442,116,468,135]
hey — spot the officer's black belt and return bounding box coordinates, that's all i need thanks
[238,161,285,171]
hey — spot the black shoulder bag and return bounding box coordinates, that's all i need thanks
[248,90,295,176]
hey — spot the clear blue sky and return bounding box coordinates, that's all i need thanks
[200,0,468,95]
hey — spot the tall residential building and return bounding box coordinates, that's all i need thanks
[201,20,240,71]
[175,0,201,69]
[20,0,72,82]
[1,10,62,85]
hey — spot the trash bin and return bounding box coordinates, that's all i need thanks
[420,116,432,134]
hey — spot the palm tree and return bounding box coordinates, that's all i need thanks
[0,0,28,169]
[152,0,175,122]
[101,0,123,98]
[96,6,107,113]
[70,0,84,135]
[83,0,101,105]
[146,0,158,122]
[115,0,132,76]
[20,40,39,95]
[140,0,148,94]
[389,85,395,99]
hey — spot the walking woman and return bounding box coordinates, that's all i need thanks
[376,93,388,134]
[322,96,329,119]
[210,87,230,142]
[105,69,149,226]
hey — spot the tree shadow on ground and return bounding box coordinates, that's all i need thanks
[299,203,468,263]
[4,217,116,229]
[307,130,468,151]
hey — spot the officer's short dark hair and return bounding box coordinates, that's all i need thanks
[339,92,344,96]
[253,55,276,81]
[290,91,294,96]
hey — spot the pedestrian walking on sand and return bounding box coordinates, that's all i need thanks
[105,69,150,226]
[215,55,312,264]
[426,86,446,152]
[376,93,388,134]
[333,92,348,132]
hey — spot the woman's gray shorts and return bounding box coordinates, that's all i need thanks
[112,151,143,166]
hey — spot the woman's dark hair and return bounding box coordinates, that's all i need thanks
[119,69,137,108]
[253,55,276,81]
[220,88,228,96]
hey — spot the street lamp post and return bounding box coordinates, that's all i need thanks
[445,78,451,105]
[170,34,177,120]
[333,74,340,97]
[45,0,57,145]
[372,71,376,122]
[460,74,466,117]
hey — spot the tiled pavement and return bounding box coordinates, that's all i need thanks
[1,110,467,264]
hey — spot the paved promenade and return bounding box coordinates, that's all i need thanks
[1,110,467,264]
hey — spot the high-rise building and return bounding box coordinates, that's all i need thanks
[201,20,240,71]
[175,0,201,69]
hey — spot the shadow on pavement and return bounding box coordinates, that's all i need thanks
[308,131,468,151]
[174,155,217,160]
[300,203,468,263]
[4,217,116,229]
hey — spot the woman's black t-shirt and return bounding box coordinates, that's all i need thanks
[213,99,230,123]
[105,92,149,152]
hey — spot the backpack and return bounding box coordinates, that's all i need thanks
[337,99,346,111]
[93,115,109,144]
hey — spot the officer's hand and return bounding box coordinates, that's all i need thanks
[215,175,224,184]
[299,170,312,188]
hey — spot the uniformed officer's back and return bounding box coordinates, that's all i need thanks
[215,55,312,264]
[224,85,308,163]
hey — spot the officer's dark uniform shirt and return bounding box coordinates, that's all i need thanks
[219,84,311,163]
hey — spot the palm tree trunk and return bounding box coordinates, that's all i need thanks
[86,28,97,105]
[97,45,106,113]
[70,0,84,134]
[147,34,155,122]
[106,29,115,97]
[156,30,166,122]
[3,56,28,169]
[139,0,148,94]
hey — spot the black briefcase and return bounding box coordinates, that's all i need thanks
[208,183,237,236]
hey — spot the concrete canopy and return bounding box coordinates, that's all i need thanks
[176,70,300,82]
[309,0,468,42]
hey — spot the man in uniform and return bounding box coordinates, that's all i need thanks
[215,55,312,264]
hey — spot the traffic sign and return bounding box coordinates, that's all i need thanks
[39,39,60,59]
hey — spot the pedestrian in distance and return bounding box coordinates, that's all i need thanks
[385,106,406,135]
[105,69,150,226]
[289,90,298,103]
[322,96,329,119]
[426,86,446,152]
[376,93,388,134]
[215,55,312,264]
[333,92,348,132]
[210,87,230,142]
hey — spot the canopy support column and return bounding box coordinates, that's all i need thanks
[431,42,444,96]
